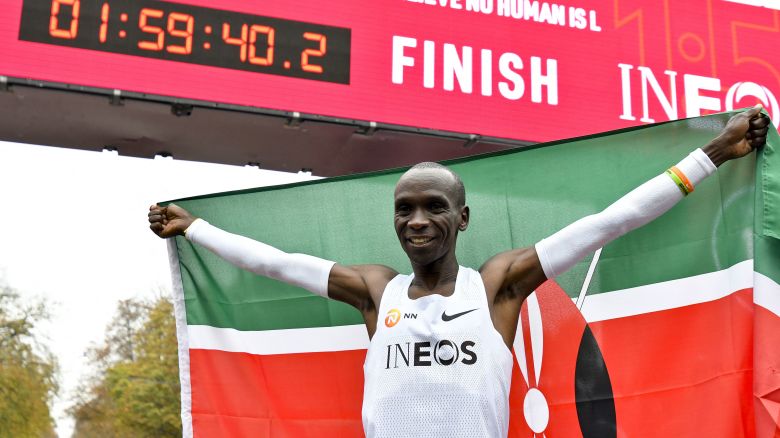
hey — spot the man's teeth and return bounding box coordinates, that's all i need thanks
[410,237,433,245]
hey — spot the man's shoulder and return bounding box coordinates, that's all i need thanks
[351,264,401,282]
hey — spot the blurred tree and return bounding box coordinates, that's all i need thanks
[0,283,58,438]
[70,297,181,438]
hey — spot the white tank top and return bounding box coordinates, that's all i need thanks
[362,266,514,438]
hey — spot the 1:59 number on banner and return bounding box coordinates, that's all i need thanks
[19,0,352,84]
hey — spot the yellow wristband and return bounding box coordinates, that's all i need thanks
[670,166,694,194]
[665,168,691,196]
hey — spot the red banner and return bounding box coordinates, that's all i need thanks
[1,0,778,142]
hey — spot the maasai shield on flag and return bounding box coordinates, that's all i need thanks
[166,111,780,438]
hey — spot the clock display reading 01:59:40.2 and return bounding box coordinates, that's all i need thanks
[19,0,351,84]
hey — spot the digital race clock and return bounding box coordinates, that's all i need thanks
[18,0,351,84]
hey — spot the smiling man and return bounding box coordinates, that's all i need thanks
[149,107,770,437]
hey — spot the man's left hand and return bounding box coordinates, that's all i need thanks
[703,105,772,167]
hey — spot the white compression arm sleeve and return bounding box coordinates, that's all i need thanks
[184,219,336,297]
[534,148,717,279]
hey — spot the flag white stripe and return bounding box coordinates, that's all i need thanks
[527,293,544,383]
[576,248,602,309]
[189,323,370,355]
[167,240,194,438]
[188,260,761,355]
[513,313,529,384]
[579,259,753,322]
[754,270,780,317]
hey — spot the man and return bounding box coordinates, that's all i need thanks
[149,107,770,437]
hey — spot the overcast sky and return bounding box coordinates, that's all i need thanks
[0,140,316,437]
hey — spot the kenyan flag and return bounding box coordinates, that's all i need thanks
[166,111,780,437]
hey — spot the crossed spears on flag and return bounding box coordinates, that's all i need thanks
[514,248,606,437]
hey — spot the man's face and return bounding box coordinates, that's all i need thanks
[393,168,469,266]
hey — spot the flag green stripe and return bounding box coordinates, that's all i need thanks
[758,117,780,240]
[174,111,767,332]
[754,117,780,284]
[755,236,780,285]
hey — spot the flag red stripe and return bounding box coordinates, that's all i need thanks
[189,349,365,437]
[753,303,780,438]
[588,288,755,437]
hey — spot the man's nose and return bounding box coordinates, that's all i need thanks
[408,209,429,229]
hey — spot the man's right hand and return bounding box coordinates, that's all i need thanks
[148,204,197,238]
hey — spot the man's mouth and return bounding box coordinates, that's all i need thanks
[408,236,434,246]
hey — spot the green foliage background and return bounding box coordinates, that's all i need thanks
[70,297,181,438]
[0,284,57,438]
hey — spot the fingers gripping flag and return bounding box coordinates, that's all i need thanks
[167,111,780,438]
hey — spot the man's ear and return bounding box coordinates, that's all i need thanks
[459,206,470,231]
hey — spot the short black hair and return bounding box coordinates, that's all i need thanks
[407,162,466,207]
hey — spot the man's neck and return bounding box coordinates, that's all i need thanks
[410,254,460,294]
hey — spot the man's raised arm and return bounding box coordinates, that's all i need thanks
[485,106,772,304]
[148,204,395,320]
